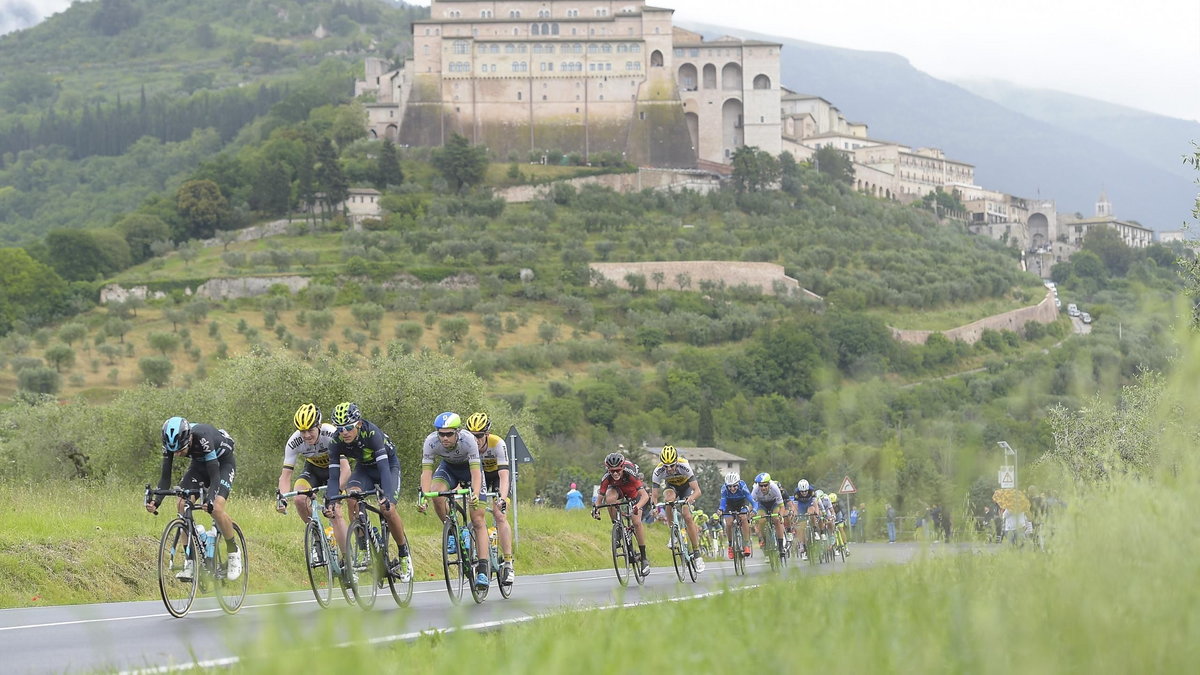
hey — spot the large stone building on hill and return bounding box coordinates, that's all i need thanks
[356,0,781,168]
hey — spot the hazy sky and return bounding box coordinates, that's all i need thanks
[5,0,1197,121]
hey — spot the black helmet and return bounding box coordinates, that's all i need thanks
[604,452,625,469]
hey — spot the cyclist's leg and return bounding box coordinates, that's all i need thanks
[293,468,318,524]
[662,487,678,532]
[430,463,454,521]
[207,454,237,547]
[679,485,701,550]
[491,498,512,558]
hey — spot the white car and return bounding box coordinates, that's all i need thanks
[1081,312,1092,324]
[1067,303,1079,317]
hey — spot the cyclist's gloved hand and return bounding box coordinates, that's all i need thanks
[632,504,641,517]
[469,493,479,509]
[590,507,600,520]
[499,497,508,513]
[380,498,393,512]
[145,501,158,515]
[275,497,287,514]
[203,501,215,514]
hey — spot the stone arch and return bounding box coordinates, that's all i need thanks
[650,49,663,67]
[753,74,770,89]
[702,63,717,89]
[1028,212,1050,250]
[721,62,742,90]
[678,63,697,91]
[722,98,744,156]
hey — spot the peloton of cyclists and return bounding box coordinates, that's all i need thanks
[592,451,653,577]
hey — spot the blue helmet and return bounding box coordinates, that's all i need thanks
[433,412,462,430]
[162,416,191,453]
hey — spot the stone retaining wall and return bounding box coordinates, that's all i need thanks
[496,167,722,202]
[890,291,1059,345]
[589,261,822,300]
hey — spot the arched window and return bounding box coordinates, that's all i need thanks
[531,23,540,35]
[542,23,550,35]
[650,50,663,67]
[753,74,771,89]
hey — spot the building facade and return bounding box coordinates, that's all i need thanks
[355,0,781,167]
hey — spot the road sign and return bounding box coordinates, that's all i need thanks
[507,425,534,464]
[998,467,1015,489]
[838,476,857,494]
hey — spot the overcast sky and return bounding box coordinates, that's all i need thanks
[4,0,1197,121]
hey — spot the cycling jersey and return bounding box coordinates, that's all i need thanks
[598,464,645,501]
[719,481,758,513]
[328,419,398,501]
[794,489,817,511]
[477,433,510,489]
[281,423,337,470]
[421,430,481,468]
[752,480,784,505]
[651,458,696,488]
[153,423,235,507]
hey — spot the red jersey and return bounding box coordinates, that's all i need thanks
[598,463,645,500]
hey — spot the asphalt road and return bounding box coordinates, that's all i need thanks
[0,542,939,673]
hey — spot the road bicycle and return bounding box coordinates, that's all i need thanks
[326,490,413,610]
[832,520,849,562]
[146,486,248,618]
[801,512,823,565]
[595,498,647,587]
[420,487,489,604]
[481,491,514,600]
[752,512,788,571]
[721,510,750,576]
[276,486,356,608]
[658,499,700,583]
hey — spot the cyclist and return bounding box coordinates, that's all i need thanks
[692,508,711,556]
[465,411,514,585]
[751,472,787,560]
[718,472,756,558]
[791,479,818,561]
[321,402,412,583]
[417,412,489,590]
[829,492,850,556]
[650,445,705,572]
[816,489,835,538]
[591,452,652,577]
[145,416,242,582]
[276,404,352,551]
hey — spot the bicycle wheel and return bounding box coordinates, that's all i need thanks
[493,545,513,599]
[213,522,248,614]
[381,523,413,608]
[679,532,698,583]
[670,525,687,582]
[304,519,333,608]
[731,527,745,576]
[610,522,630,586]
[441,517,466,603]
[347,519,378,609]
[157,519,198,618]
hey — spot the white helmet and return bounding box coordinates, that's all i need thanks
[797,479,810,492]
[724,472,740,486]
[816,489,825,498]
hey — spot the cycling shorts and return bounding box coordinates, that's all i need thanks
[347,460,401,503]
[432,461,472,490]
[181,452,236,500]
[294,461,330,492]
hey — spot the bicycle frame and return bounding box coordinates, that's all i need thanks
[481,491,513,598]
[658,499,698,583]
[328,489,413,610]
[421,487,487,604]
[720,510,750,576]
[598,498,645,586]
[278,485,355,607]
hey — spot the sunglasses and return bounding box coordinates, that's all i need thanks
[336,424,356,433]
[472,432,487,438]
[437,430,457,438]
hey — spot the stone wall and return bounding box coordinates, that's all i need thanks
[589,261,821,300]
[99,275,310,304]
[890,291,1059,345]
[495,167,721,202]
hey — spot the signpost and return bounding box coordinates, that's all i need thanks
[997,441,1018,490]
[838,476,857,534]
[507,426,534,545]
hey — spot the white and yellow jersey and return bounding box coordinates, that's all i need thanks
[281,423,337,469]
[651,458,695,488]
[478,433,510,474]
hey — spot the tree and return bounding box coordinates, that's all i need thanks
[1082,227,1135,276]
[537,321,559,345]
[176,179,230,240]
[439,317,471,343]
[731,145,781,193]
[89,0,141,35]
[44,229,108,281]
[351,302,384,330]
[57,323,87,347]
[17,367,60,395]
[431,133,488,192]
[44,344,75,372]
[147,331,181,357]
[315,138,350,219]
[375,139,404,190]
[117,213,171,264]
[814,145,855,184]
[138,356,174,387]
[0,248,68,334]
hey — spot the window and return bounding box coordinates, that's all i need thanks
[518,91,522,100]
[567,9,579,18]
[531,23,539,35]
[453,40,469,54]
[480,10,493,18]
[595,8,609,17]
[538,9,551,18]
[510,10,521,18]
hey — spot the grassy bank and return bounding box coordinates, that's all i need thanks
[0,481,614,608]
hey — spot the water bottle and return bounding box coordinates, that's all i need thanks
[204,527,217,560]
[325,526,336,550]
[461,526,471,551]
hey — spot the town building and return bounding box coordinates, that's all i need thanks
[355,0,781,168]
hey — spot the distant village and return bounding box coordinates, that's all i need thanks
[350,0,1171,279]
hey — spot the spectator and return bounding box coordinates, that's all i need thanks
[534,493,545,507]
[857,505,868,542]
[941,507,952,542]
[885,503,896,543]
[929,504,943,543]
[564,483,585,510]
[849,506,860,542]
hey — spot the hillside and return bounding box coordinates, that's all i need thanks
[685,22,1197,231]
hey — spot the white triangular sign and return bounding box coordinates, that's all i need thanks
[839,476,856,493]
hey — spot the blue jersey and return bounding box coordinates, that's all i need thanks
[719,481,758,512]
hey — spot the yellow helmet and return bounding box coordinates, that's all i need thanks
[294,403,321,431]
[828,493,839,504]
[465,412,491,433]
[659,445,678,465]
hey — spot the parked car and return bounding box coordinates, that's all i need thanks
[1055,297,1062,308]
[1067,303,1079,317]
[1081,312,1092,324]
